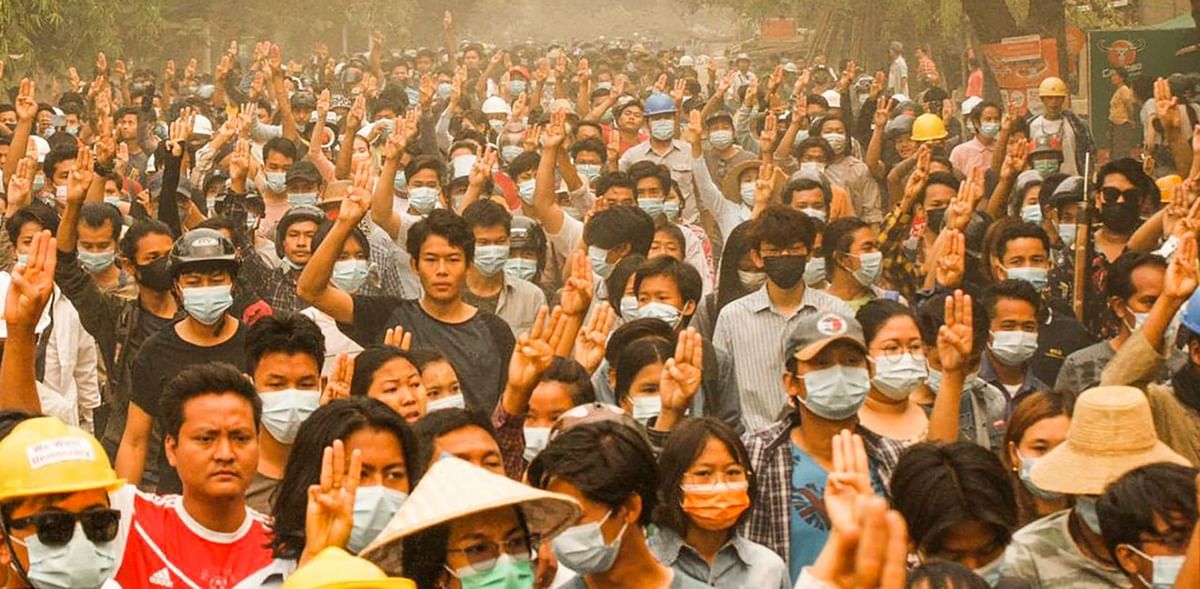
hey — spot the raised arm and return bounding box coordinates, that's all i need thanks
[927,290,972,443]
[532,113,568,234]
[0,230,56,414]
[335,95,366,180]
[297,168,374,324]
[371,114,408,239]
[984,137,1027,220]
[2,79,37,188]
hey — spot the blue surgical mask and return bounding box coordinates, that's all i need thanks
[408,186,439,215]
[803,257,826,287]
[851,251,883,287]
[332,259,370,293]
[288,192,318,207]
[1004,265,1048,291]
[436,82,453,100]
[587,245,612,278]
[1016,451,1063,501]
[1126,544,1184,589]
[709,130,734,149]
[650,119,676,141]
[509,80,528,96]
[452,553,535,589]
[577,163,602,181]
[77,249,117,273]
[1021,203,1043,224]
[619,295,639,319]
[13,522,118,589]
[182,284,234,325]
[405,87,421,107]
[927,365,943,392]
[739,182,757,206]
[348,486,408,553]
[801,364,870,420]
[474,245,510,277]
[663,200,680,221]
[551,510,628,575]
[1057,223,1077,249]
[799,161,826,177]
[104,195,122,207]
[871,353,927,400]
[979,122,1001,139]
[1075,495,1103,535]
[636,301,682,327]
[501,145,524,163]
[505,258,538,282]
[263,171,287,194]
[517,179,537,205]
[638,198,663,219]
[393,170,408,193]
[259,388,321,444]
[990,330,1038,366]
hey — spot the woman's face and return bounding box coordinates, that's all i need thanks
[353,136,370,160]
[683,436,748,489]
[1008,414,1070,468]
[820,118,846,137]
[619,362,663,413]
[528,381,577,428]
[443,506,530,582]
[337,236,369,262]
[866,315,924,380]
[649,230,683,260]
[1022,185,1041,207]
[922,520,1007,570]
[422,360,462,401]
[367,357,427,423]
[344,427,411,492]
[894,136,917,159]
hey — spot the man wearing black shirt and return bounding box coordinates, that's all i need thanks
[115,229,248,493]
[299,185,515,412]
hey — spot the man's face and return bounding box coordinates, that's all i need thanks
[473,224,510,249]
[165,393,259,501]
[1,488,112,575]
[618,106,644,132]
[634,176,664,202]
[78,220,116,255]
[798,147,827,165]
[921,184,956,216]
[412,234,468,303]
[994,237,1049,279]
[264,151,294,174]
[0,143,8,170]
[431,425,504,475]
[52,158,77,188]
[1114,264,1164,331]
[415,56,433,73]
[604,184,638,208]
[15,222,44,259]
[574,150,603,167]
[790,188,826,212]
[1114,516,1192,589]
[132,233,174,266]
[988,296,1038,337]
[783,342,868,402]
[283,220,318,265]
[637,275,692,315]
[1042,96,1065,117]
[464,50,482,70]
[649,231,683,260]
[0,110,17,127]
[36,111,52,134]
[116,114,138,141]
[176,268,233,292]
[253,351,321,393]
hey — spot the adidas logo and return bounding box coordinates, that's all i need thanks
[149,567,173,587]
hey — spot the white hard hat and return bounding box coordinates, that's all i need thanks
[821,89,842,109]
[482,96,512,116]
[961,96,983,117]
[191,114,213,136]
[678,56,695,68]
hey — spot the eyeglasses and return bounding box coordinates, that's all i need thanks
[447,534,536,568]
[871,344,926,361]
[1099,186,1141,204]
[6,508,121,546]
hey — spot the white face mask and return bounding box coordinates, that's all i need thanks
[426,394,465,412]
[1125,544,1184,589]
[870,353,927,400]
[523,426,551,462]
[259,388,321,444]
[630,395,662,422]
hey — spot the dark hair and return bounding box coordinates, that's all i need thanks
[404,155,447,187]
[529,420,659,525]
[606,254,647,317]
[245,312,325,375]
[78,203,124,242]
[1097,157,1159,210]
[262,137,298,163]
[613,337,673,406]
[653,223,686,254]
[1098,462,1199,557]
[891,442,1017,555]
[628,161,671,195]
[42,144,78,178]
[0,410,36,442]
[781,178,831,207]
[967,101,1002,123]
[270,397,422,558]
[312,218,371,260]
[922,172,961,209]
[407,347,451,371]
[822,217,870,278]
[749,204,815,251]
[594,171,638,199]
[1106,251,1167,301]
[793,136,834,163]
[604,318,676,369]
[350,345,419,398]
[653,418,755,535]
[407,208,475,262]
[413,408,498,470]
[982,279,1042,322]
[542,357,596,406]
[570,137,607,165]
[715,221,756,313]
[462,199,512,234]
[507,151,540,180]
[5,202,59,245]
[119,219,175,261]
[993,222,1050,262]
[906,561,990,589]
[634,256,703,310]
[1001,391,1069,524]
[857,299,919,347]
[160,363,262,439]
[584,206,655,255]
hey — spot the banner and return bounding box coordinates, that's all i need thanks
[980,36,1060,115]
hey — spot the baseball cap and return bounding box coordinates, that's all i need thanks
[784,312,866,363]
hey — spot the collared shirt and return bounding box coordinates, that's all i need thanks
[263,265,304,313]
[713,286,854,431]
[824,156,882,224]
[949,137,995,177]
[620,139,699,223]
[648,526,790,589]
[979,351,1048,411]
[878,204,924,310]
[1109,84,1135,125]
[741,416,904,571]
[888,56,909,95]
[464,276,547,337]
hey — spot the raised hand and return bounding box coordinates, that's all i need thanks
[937,290,974,373]
[873,96,892,129]
[320,353,354,405]
[825,429,875,538]
[945,166,982,232]
[902,144,932,210]
[6,157,34,207]
[301,440,363,563]
[659,328,703,412]
[5,230,57,329]
[933,229,966,288]
[754,159,777,208]
[383,116,408,162]
[1001,137,1029,178]
[383,325,412,350]
[508,306,566,394]
[228,139,251,184]
[1164,233,1200,300]
[543,110,568,150]
[671,78,687,104]
[66,143,94,205]
[469,147,497,188]
[574,303,614,374]
[683,109,703,148]
[339,179,373,225]
[559,250,595,317]
[14,79,37,123]
[347,94,366,131]
[1155,77,1181,131]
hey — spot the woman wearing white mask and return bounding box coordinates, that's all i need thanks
[350,346,428,424]
[612,337,676,426]
[823,218,905,311]
[410,348,467,412]
[299,222,369,375]
[810,116,883,226]
[856,300,931,471]
[271,398,423,564]
[1000,391,1071,527]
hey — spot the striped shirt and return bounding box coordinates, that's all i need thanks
[713,286,854,430]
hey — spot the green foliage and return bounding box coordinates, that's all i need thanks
[0,0,162,72]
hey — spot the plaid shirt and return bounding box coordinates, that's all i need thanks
[262,266,305,313]
[740,414,906,566]
[878,205,924,304]
[917,54,940,83]
[491,403,527,481]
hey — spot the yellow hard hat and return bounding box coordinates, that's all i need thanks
[1038,77,1069,98]
[282,548,415,589]
[911,113,948,142]
[0,417,124,502]
[1157,174,1183,202]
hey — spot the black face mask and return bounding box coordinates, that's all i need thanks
[135,258,173,292]
[1100,200,1140,234]
[925,207,947,233]
[763,254,807,289]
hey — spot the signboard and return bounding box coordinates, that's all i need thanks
[1087,28,1200,150]
[980,36,1060,115]
[760,18,798,41]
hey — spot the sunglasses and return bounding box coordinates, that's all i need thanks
[1099,186,1141,204]
[6,508,120,546]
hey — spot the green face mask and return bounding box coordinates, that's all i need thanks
[455,554,535,589]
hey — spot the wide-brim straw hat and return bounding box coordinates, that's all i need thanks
[1031,385,1190,495]
[719,159,786,205]
[360,456,581,560]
